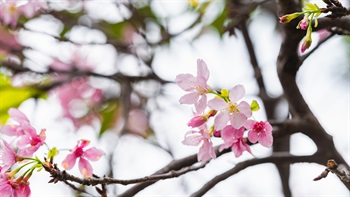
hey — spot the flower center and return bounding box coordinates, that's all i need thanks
[74,147,84,157]
[195,85,208,95]
[253,121,264,133]
[227,102,239,113]
[30,136,41,146]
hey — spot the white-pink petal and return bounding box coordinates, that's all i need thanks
[208,98,227,110]
[213,112,229,130]
[197,59,209,82]
[230,113,246,129]
[229,85,245,102]
[8,108,29,123]
[195,94,207,113]
[238,101,252,118]
[182,132,203,146]
[175,74,197,91]
[179,92,199,104]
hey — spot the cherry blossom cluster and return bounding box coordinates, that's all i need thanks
[176,59,273,162]
[279,3,322,53]
[0,108,104,196]
[0,0,47,28]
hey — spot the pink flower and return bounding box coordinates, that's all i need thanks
[0,140,23,173]
[54,77,103,128]
[187,110,216,128]
[176,59,211,113]
[0,174,31,197]
[219,125,253,157]
[0,0,46,28]
[62,140,104,178]
[208,85,252,130]
[1,108,32,137]
[1,108,46,157]
[245,120,273,148]
[182,125,216,162]
[0,2,21,28]
[17,129,46,157]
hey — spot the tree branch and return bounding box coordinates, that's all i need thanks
[191,154,315,197]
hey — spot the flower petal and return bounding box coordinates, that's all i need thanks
[208,98,227,110]
[197,140,215,162]
[182,132,203,146]
[213,112,229,130]
[62,153,78,170]
[195,94,207,113]
[175,74,196,91]
[229,85,245,102]
[258,132,273,148]
[244,119,255,130]
[179,92,199,105]
[84,147,104,161]
[8,108,29,124]
[238,101,252,118]
[248,130,259,144]
[79,157,93,178]
[230,113,247,129]
[197,59,209,82]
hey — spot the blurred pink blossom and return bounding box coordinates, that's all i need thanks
[0,140,24,173]
[0,0,46,28]
[0,173,31,197]
[1,108,46,158]
[54,77,103,128]
[62,139,104,178]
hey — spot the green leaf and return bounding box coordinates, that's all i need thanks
[48,147,59,159]
[209,6,227,35]
[250,100,260,111]
[0,74,39,124]
[98,101,119,137]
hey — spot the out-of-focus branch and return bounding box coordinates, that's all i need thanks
[239,19,291,196]
[191,154,315,197]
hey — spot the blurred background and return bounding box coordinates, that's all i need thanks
[0,0,349,196]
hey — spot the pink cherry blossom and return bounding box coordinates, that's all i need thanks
[245,120,273,148]
[1,108,46,157]
[219,125,253,157]
[176,59,211,113]
[1,108,32,137]
[17,129,46,157]
[54,77,103,128]
[62,139,104,178]
[208,85,252,130]
[0,174,31,197]
[0,140,23,173]
[0,0,46,28]
[298,15,309,30]
[182,125,216,162]
[0,1,21,28]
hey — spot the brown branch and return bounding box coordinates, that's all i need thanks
[240,19,291,196]
[191,153,315,197]
[43,160,208,187]
[118,146,231,196]
[314,160,350,183]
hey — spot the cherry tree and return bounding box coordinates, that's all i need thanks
[0,0,349,196]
